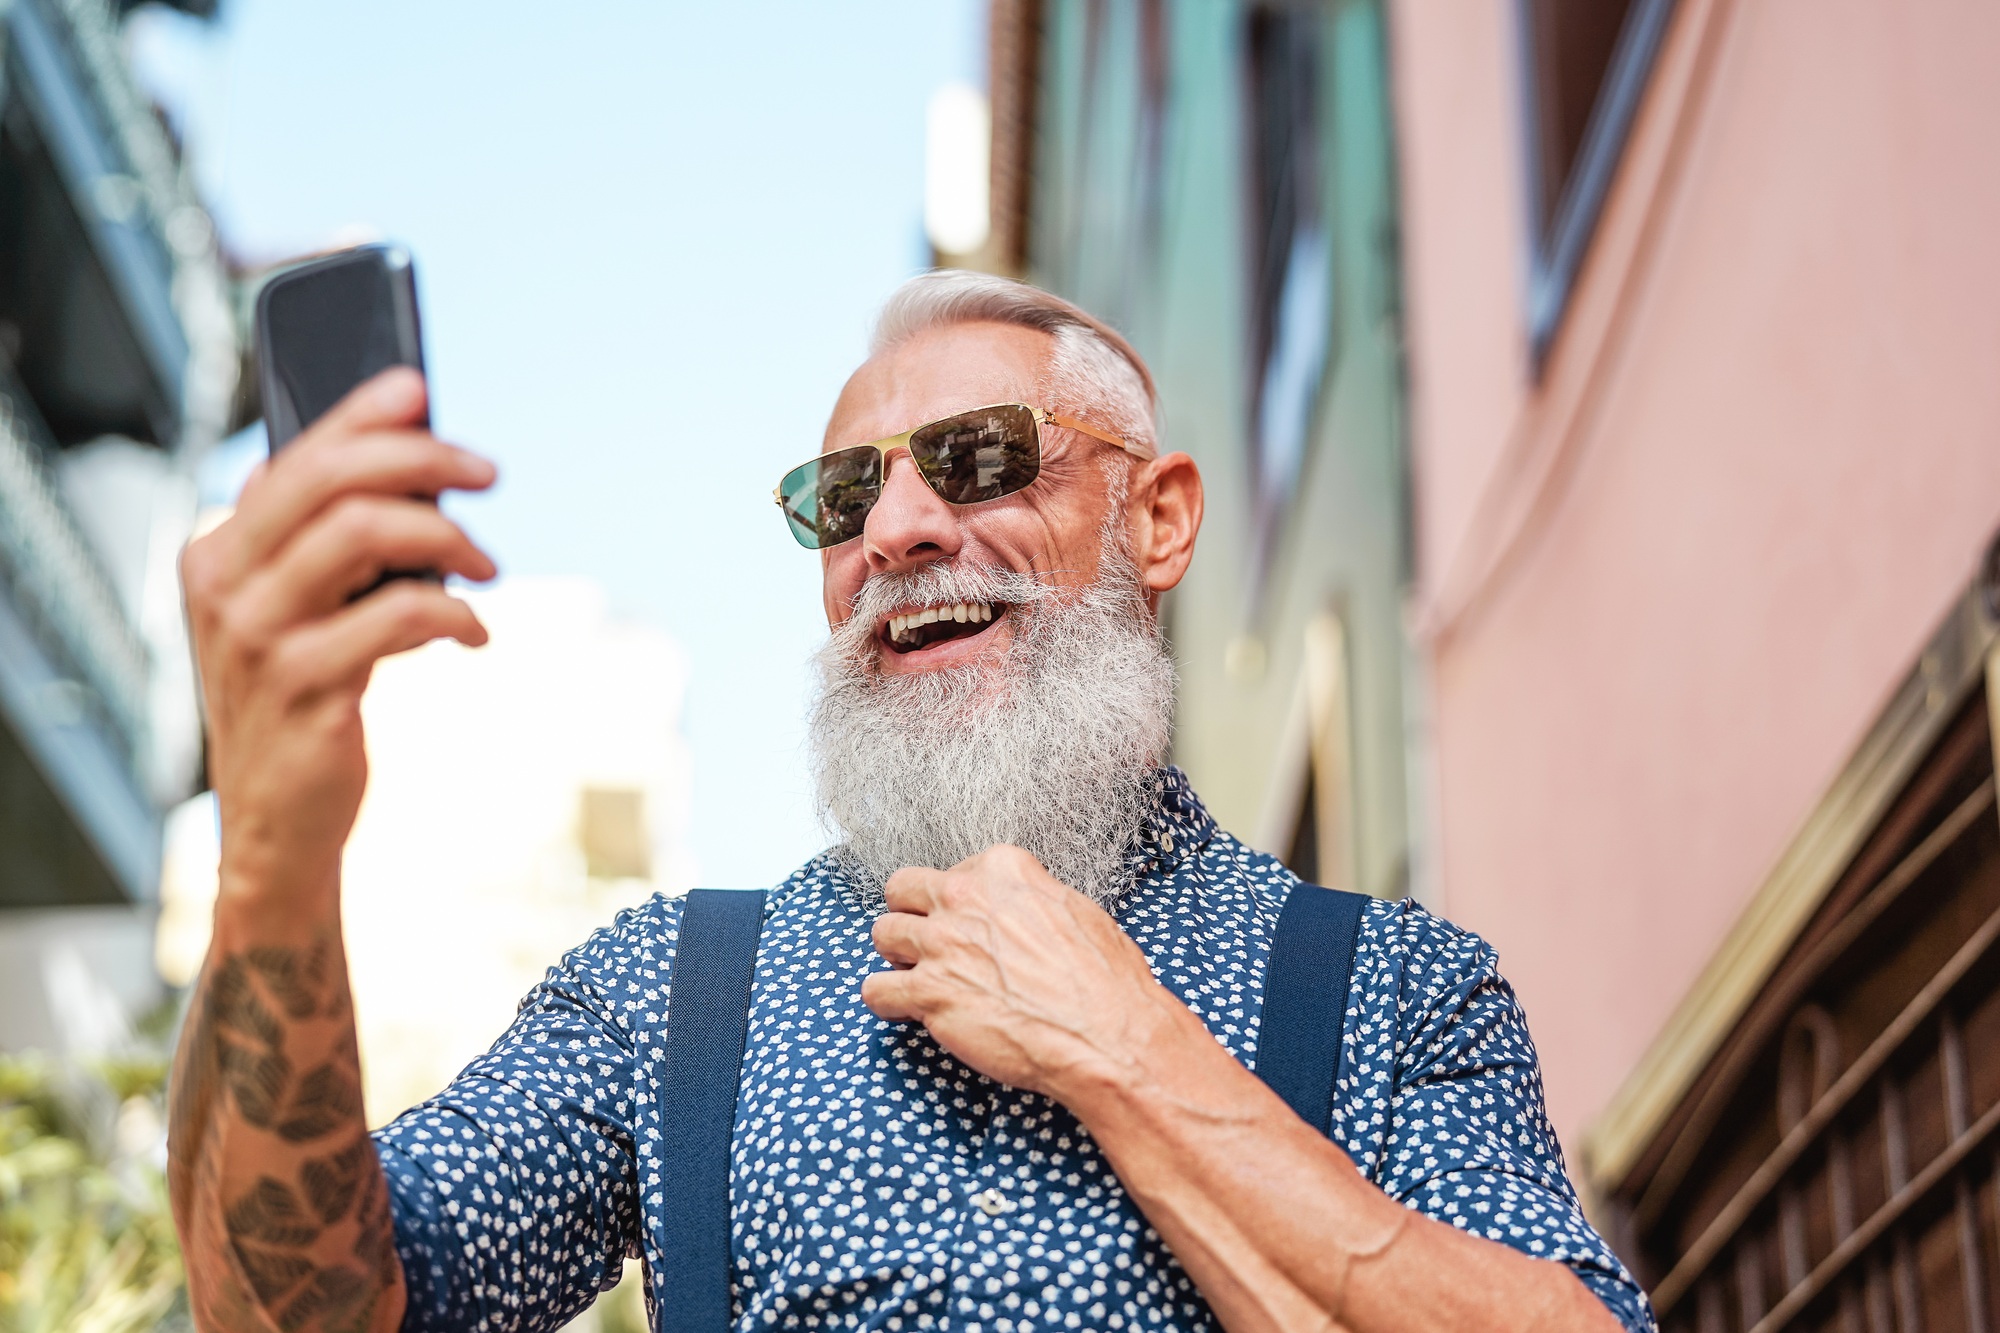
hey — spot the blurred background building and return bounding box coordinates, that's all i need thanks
[0,0,233,1056]
[935,0,1413,904]
[952,0,2000,1327]
[1387,7,2000,1328]
[0,1,234,1318]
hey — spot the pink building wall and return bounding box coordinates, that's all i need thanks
[1388,0,2000,1159]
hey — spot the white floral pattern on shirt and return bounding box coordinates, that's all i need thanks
[376,768,1655,1332]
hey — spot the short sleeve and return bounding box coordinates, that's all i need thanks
[374,906,671,1333]
[1377,916,1658,1333]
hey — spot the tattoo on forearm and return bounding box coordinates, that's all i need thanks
[173,933,399,1333]
[302,1137,371,1224]
[225,1139,389,1329]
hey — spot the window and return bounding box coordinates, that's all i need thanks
[1518,0,1676,360]
[1241,5,1334,542]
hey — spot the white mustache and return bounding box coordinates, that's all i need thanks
[828,560,1057,662]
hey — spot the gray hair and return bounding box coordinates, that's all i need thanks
[870,270,1160,459]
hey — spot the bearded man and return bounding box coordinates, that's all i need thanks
[169,272,1654,1333]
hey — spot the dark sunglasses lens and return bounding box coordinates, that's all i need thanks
[909,404,1040,505]
[777,446,881,549]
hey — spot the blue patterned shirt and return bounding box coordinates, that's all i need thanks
[375,768,1654,1332]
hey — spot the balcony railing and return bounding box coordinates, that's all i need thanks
[0,0,239,904]
[0,360,148,764]
[8,0,238,457]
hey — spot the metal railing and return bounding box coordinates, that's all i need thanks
[8,0,239,458]
[0,361,150,764]
[50,0,238,456]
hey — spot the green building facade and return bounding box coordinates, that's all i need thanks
[1014,0,1414,898]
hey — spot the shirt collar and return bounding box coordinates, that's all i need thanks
[1118,765,1218,885]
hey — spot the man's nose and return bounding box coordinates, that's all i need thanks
[862,452,962,573]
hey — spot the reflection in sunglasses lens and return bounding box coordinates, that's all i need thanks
[811,447,881,548]
[779,445,882,550]
[913,404,1040,504]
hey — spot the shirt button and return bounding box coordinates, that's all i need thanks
[1160,832,1175,855]
[974,1188,1006,1216]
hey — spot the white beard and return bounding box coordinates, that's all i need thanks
[808,529,1176,905]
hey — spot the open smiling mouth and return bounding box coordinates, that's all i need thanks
[883,600,1007,653]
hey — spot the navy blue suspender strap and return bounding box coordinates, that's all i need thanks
[657,879,1364,1329]
[1253,882,1368,1134]
[658,888,766,1333]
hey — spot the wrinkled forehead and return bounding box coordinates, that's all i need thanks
[822,321,1055,453]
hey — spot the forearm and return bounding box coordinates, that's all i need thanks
[168,871,405,1333]
[1062,995,1622,1333]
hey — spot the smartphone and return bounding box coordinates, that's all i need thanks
[256,243,427,451]
[256,245,437,587]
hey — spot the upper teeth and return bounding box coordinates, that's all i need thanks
[889,602,995,640]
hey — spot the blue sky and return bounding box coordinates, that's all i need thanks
[130,0,982,888]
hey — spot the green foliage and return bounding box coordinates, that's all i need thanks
[0,1051,189,1333]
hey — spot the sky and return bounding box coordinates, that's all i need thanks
[129,0,982,888]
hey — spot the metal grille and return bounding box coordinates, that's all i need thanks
[1619,696,2000,1333]
[0,360,149,760]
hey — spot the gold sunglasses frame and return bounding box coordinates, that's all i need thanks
[771,403,1151,540]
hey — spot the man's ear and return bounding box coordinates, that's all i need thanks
[1130,452,1203,594]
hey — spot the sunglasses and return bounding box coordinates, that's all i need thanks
[773,402,1150,550]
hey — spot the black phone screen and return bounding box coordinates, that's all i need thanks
[257,245,426,451]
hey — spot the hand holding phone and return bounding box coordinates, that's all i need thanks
[183,241,498,882]
[181,367,495,884]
